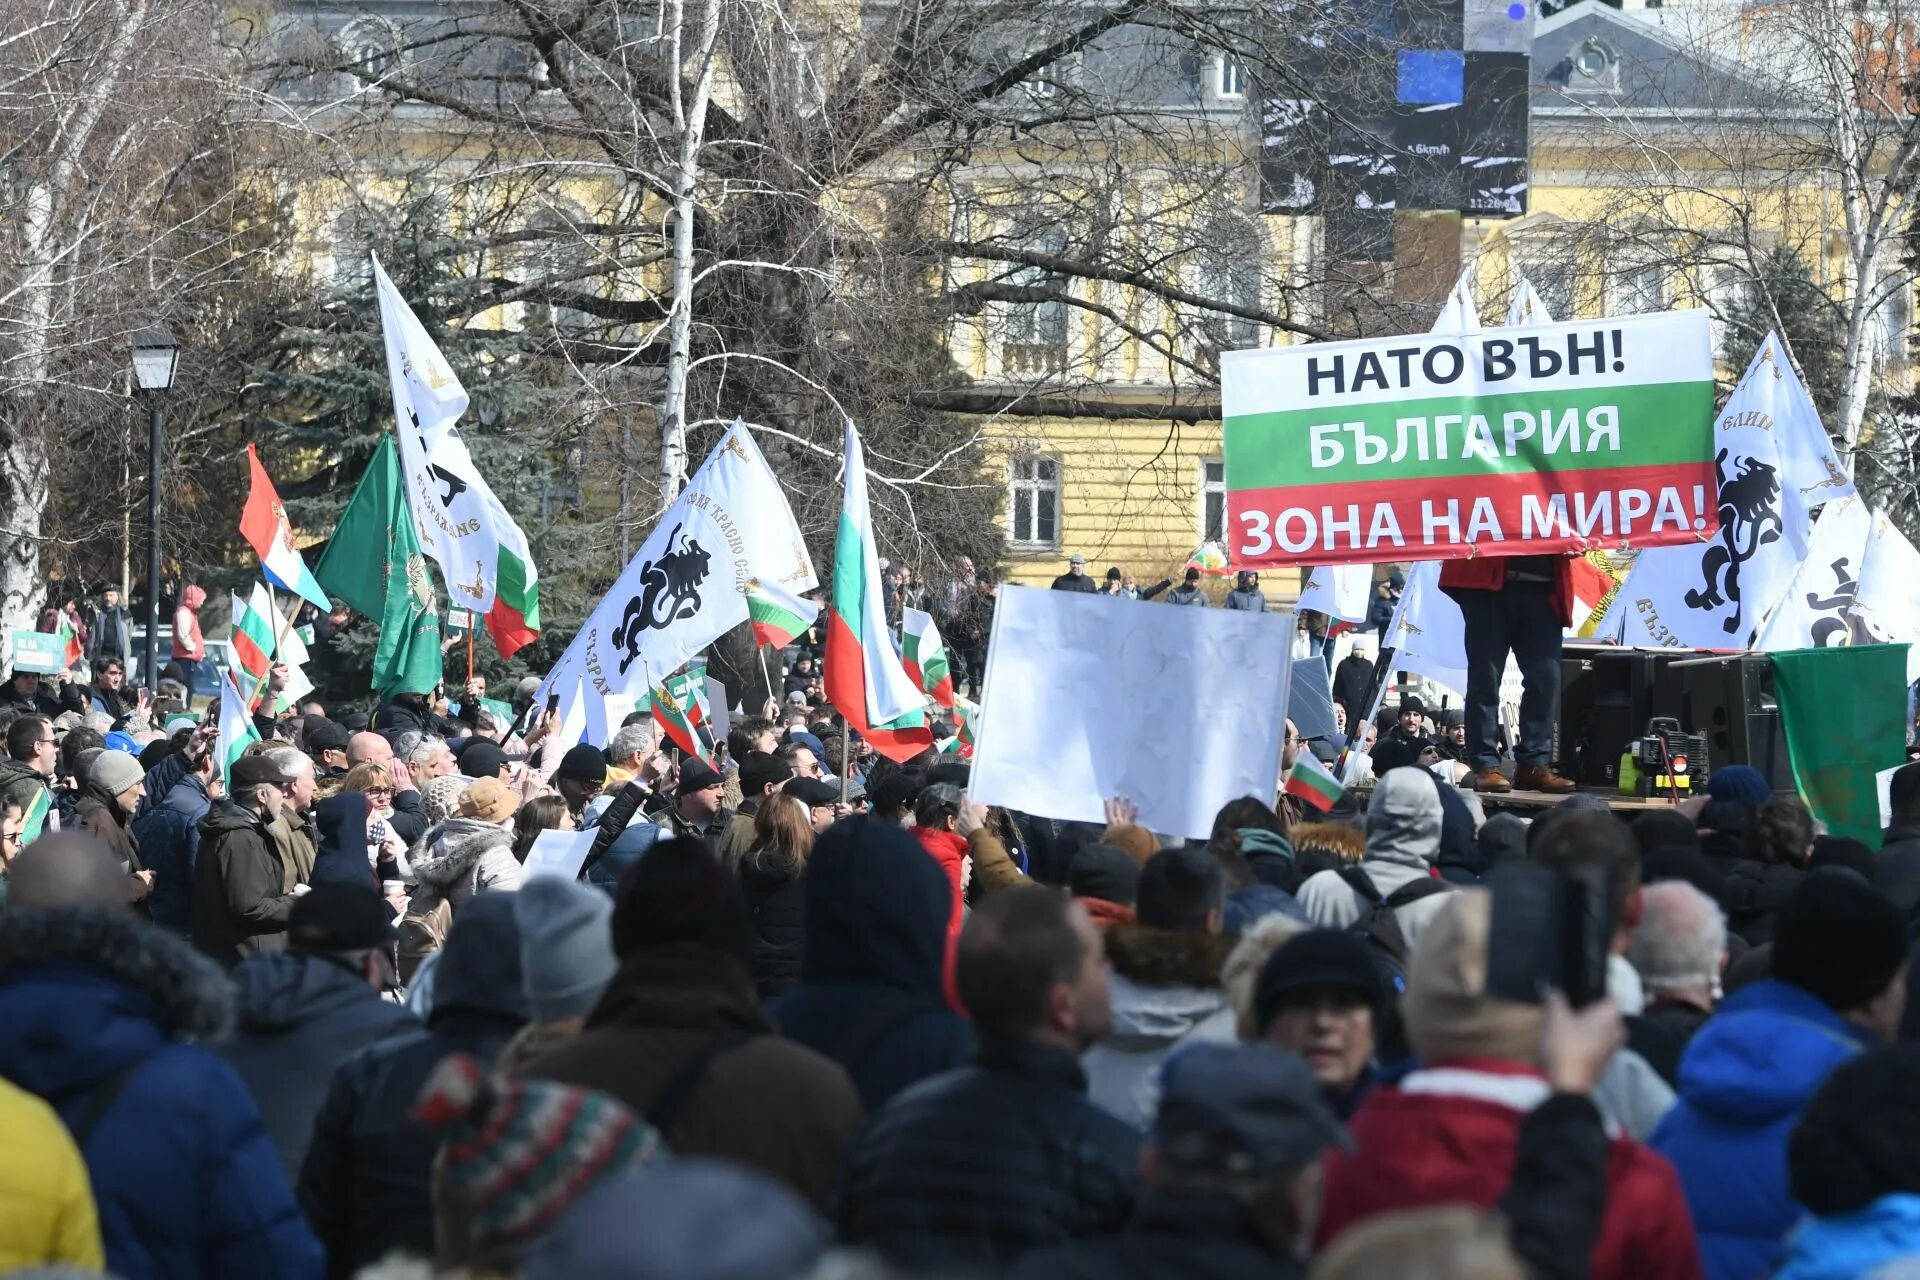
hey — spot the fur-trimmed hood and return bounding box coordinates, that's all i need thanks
[1103,923,1235,989]
[0,906,233,1101]
[410,817,515,892]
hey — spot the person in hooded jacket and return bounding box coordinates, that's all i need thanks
[0,837,324,1280]
[1709,793,1811,948]
[1084,847,1239,1128]
[406,778,525,919]
[1294,768,1456,953]
[523,837,864,1210]
[1224,570,1267,612]
[308,792,381,891]
[219,885,417,1183]
[1874,761,1920,921]
[1652,870,1909,1280]
[1773,1042,1920,1280]
[0,1072,103,1272]
[298,892,528,1280]
[769,815,974,1111]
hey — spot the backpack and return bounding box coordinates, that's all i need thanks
[1335,864,1454,994]
[397,895,452,984]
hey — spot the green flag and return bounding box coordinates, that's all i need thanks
[314,435,444,698]
[1772,644,1910,844]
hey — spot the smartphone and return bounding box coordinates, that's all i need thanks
[1483,860,1615,1008]
[546,692,560,714]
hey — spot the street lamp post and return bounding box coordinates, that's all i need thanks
[131,327,179,692]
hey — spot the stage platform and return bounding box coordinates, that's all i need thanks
[1477,787,1686,814]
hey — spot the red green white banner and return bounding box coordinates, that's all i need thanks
[1220,311,1719,568]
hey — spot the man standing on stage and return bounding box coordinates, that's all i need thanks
[1440,556,1577,795]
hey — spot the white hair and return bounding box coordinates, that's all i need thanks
[405,735,443,767]
[1627,880,1727,997]
[263,746,315,781]
[610,722,656,762]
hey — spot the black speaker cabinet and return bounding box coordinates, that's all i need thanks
[1557,647,1670,785]
[1654,655,1795,793]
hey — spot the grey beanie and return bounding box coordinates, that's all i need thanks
[515,877,617,1023]
[89,749,146,798]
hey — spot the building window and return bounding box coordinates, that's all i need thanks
[1008,455,1060,547]
[1211,53,1248,100]
[1201,459,1226,542]
[1195,216,1263,361]
[1616,262,1665,314]
[1705,266,1754,359]
[339,17,402,91]
[1001,226,1069,373]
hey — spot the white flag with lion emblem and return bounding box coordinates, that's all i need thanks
[536,424,816,748]
[1616,334,1853,650]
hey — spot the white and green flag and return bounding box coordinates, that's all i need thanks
[216,667,260,790]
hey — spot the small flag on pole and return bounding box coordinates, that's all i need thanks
[652,672,717,767]
[1285,753,1347,813]
[230,587,277,685]
[54,614,82,668]
[901,607,955,708]
[745,579,819,649]
[239,445,331,613]
[215,667,261,790]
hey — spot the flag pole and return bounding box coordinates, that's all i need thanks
[244,583,295,713]
[466,620,475,686]
[738,582,777,710]
[840,718,850,806]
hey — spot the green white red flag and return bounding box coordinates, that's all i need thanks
[901,607,955,708]
[652,670,716,767]
[371,253,541,658]
[745,579,818,649]
[54,613,81,668]
[824,421,931,763]
[1284,753,1346,813]
[940,694,979,756]
[230,587,278,685]
[215,666,261,791]
[17,787,51,844]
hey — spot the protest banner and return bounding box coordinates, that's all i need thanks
[6,630,66,675]
[969,587,1292,839]
[1220,311,1717,568]
[536,423,815,749]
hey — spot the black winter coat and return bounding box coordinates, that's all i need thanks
[769,815,974,1111]
[1875,824,1920,921]
[1708,850,1805,947]
[192,801,297,967]
[1625,999,1712,1090]
[298,894,527,1280]
[385,788,426,848]
[1050,572,1098,593]
[131,774,211,938]
[219,952,418,1183]
[739,854,806,1000]
[1332,655,1375,726]
[1005,1192,1304,1280]
[836,1036,1141,1271]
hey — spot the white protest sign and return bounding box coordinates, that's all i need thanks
[1880,764,1902,832]
[523,829,594,882]
[969,587,1293,839]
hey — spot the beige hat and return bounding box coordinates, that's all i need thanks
[455,777,520,826]
[1400,889,1542,1067]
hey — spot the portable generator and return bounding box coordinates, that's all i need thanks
[1634,717,1708,798]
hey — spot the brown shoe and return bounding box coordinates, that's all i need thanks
[1471,768,1512,794]
[1515,764,1578,794]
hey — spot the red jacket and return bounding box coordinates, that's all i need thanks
[912,826,969,1011]
[1438,557,1578,629]
[1318,1063,1703,1280]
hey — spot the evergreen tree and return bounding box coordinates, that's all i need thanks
[1720,244,1850,423]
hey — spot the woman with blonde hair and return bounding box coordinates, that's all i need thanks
[738,792,815,999]
[342,762,397,819]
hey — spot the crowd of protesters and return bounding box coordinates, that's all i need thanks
[5,583,1920,1280]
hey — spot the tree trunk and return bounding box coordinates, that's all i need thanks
[657,0,724,506]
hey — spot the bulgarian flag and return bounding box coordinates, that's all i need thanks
[17,788,51,845]
[240,445,332,613]
[824,421,932,763]
[1285,753,1347,813]
[652,671,716,766]
[372,254,541,659]
[230,586,278,687]
[940,694,980,756]
[901,607,956,708]
[54,613,81,667]
[215,666,261,790]
[1569,551,1624,639]
[745,579,818,648]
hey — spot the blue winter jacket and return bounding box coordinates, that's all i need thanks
[0,906,324,1280]
[1773,1193,1920,1280]
[1650,979,1868,1280]
[131,772,212,938]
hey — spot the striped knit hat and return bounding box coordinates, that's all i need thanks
[413,1054,662,1251]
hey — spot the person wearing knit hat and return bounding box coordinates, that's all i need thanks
[663,755,732,855]
[1069,843,1142,928]
[1318,890,1704,1280]
[455,739,512,784]
[497,879,618,1076]
[413,1052,661,1269]
[1705,764,1772,809]
[72,748,148,882]
[552,743,608,819]
[421,772,471,826]
[517,837,864,1209]
[1651,869,1909,1280]
[1254,930,1384,1120]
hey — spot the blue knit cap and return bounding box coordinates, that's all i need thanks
[1706,765,1771,808]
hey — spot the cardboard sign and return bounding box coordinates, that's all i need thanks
[8,630,66,674]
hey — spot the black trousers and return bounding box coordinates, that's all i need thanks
[1456,583,1563,770]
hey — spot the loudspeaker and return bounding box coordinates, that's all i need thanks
[1654,655,1795,793]
[1557,647,1668,785]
